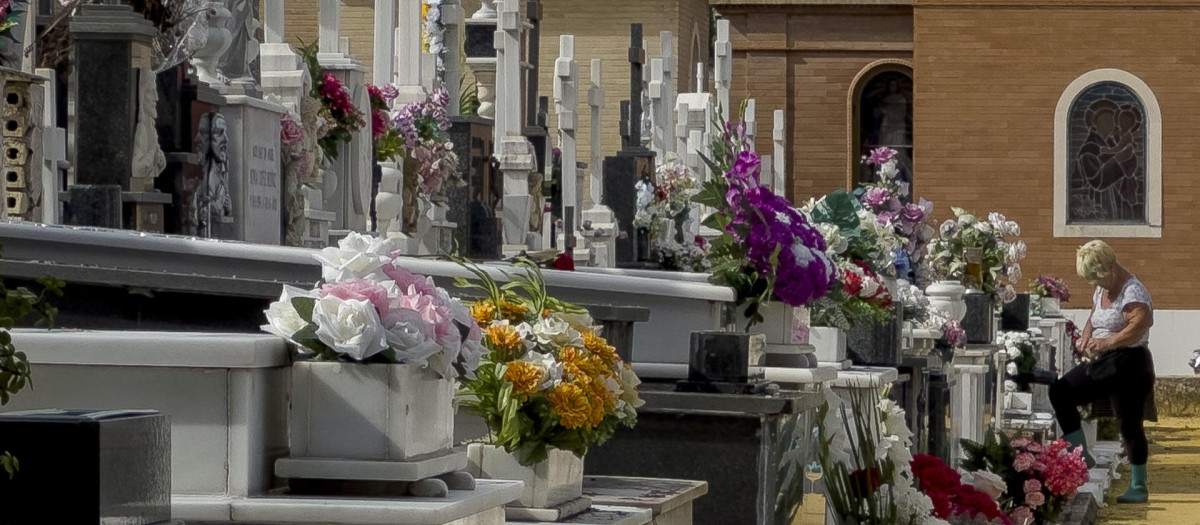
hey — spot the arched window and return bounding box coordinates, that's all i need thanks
[851,64,914,192]
[1054,70,1161,238]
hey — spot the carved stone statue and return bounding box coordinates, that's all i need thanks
[219,0,261,85]
[190,1,233,86]
[131,68,167,183]
[195,111,233,235]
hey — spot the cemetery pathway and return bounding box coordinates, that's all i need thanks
[1098,417,1200,524]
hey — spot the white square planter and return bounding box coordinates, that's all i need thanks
[760,303,809,345]
[467,444,584,509]
[810,327,847,363]
[289,361,454,461]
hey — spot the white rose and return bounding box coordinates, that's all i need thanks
[313,232,394,282]
[999,284,1018,304]
[1006,362,1019,375]
[312,295,389,361]
[262,285,317,343]
[619,364,644,409]
[382,307,444,368]
[879,160,899,180]
[553,311,596,332]
[521,350,564,389]
[988,212,1006,225]
[531,315,583,348]
[973,221,993,234]
[1006,344,1023,361]
[1005,220,1021,236]
[971,470,1008,500]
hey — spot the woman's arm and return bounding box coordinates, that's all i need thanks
[1091,303,1153,354]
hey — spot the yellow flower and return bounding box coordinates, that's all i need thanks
[470,301,497,326]
[583,331,620,366]
[499,300,529,324]
[548,382,592,429]
[503,360,544,395]
[558,346,593,383]
[485,323,525,358]
[586,378,616,427]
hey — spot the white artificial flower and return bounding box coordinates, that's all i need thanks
[999,284,1018,304]
[1006,362,1019,375]
[878,160,900,180]
[618,364,645,412]
[816,222,848,254]
[970,470,1008,500]
[1008,263,1023,283]
[988,212,1007,226]
[520,350,564,389]
[1008,240,1027,262]
[1004,380,1018,393]
[262,285,317,343]
[531,315,584,348]
[957,213,976,226]
[311,295,389,361]
[939,219,956,237]
[1006,344,1023,361]
[1004,220,1021,236]
[313,232,394,282]
[974,221,993,234]
[382,307,445,369]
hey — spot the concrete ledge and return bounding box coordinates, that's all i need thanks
[11,329,290,368]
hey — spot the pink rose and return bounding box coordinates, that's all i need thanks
[861,187,891,209]
[901,202,925,224]
[321,279,391,317]
[383,263,437,296]
[280,115,304,145]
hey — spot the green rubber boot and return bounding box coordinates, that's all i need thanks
[1117,464,1149,504]
[1063,429,1096,468]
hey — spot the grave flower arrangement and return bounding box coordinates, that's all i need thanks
[261,232,485,380]
[1000,330,1038,393]
[632,158,701,245]
[800,190,900,331]
[652,236,712,272]
[911,454,1012,525]
[454,257,643,466]
[395,87,460,198]
[694,104,837,328]
[367,83,405,163]
[961,432,1090,525]
[927,209,1025,302]
[854,147,937,285]
[0,1,22,48]
[1029,275,1070,302]
[300,42,366,160]
[817,386,947,525]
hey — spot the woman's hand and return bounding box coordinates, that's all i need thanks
[1085,337,1114,357]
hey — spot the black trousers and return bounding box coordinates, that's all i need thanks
[1049,346,1156,465]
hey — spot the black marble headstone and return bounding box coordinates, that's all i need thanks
[962,292,995,344]
[1000,293,1032,332]
[687,331,751,384]
[846,305,903,366]
[464,23,495,58]
[64,185,123,228]
[72,38,135,188]
[603,153,653,264]
[449,117,500,259]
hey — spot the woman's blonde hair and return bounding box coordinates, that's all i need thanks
[1076,240,1117,284]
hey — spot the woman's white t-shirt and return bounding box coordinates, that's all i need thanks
[1090,276,1153,346]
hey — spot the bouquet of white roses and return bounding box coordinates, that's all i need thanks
[262,232,485,380]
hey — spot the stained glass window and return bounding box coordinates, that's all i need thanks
[858,71,913,189]
[1067,82,1147,224]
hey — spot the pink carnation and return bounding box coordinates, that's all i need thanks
[1012,452,1037,473]
[1010,506,1034,525]
[1023,479,1042,494]
[1024,490,1045,508]
[321,279,391,316]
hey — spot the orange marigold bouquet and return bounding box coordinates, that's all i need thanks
[454,257,643,466]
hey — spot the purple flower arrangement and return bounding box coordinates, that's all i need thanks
[694,105,836,327]
[367,83,404,163]
[394,88,459,199]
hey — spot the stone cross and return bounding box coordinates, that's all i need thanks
[773,109,786,195]
[554,35,579,247]
[524,0,544,130]
[649,58,666,158]
[263,0,285,44]
[319,0,340,55]
[372,0,396,84]
[640,37,652,150]
[36,68,66,224]
[714,19,732,115]
[745,98,757,149]
[442,0,464,115]
[625,24,647,152]
[396,0,423,87]
[658,31,676,158]
[493,0,522,141]
[588,59,605,207]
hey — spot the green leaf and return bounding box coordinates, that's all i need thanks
[291,296,316,322]
[810,190,863,234]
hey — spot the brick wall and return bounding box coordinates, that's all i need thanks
[284,0,375,78]
[915,4,1200,308]
[720,6,912,202]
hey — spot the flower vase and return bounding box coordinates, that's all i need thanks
[286,362,456,462]
[472,0,498,19]
[467,443,585,509]
[926,280,968,323]
[401,158,421,234]
[963,247,985,290]
[1041,297,1062,317]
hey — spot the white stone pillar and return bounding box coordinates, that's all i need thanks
[395,0,426,103]
[36,68,64,224]
[442,0,463,115]
[659,31,676,159]
[773,109,786,195]
[745,98,756,149]
[649,58,666,159]
[588,59,605,209]
[554,35,579,237]
[498,136,536,255]
[372,0,396,85]
[319,0,341,55]
[714,19,731,115]
[263,0,285,44]
[261,0,305,112]
[493,0,522,142]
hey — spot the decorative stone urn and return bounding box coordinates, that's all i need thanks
[191,2,233,86]
[926,280,968,323]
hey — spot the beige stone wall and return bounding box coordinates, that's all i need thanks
[915,3,1200,308]
[719,5,912,201]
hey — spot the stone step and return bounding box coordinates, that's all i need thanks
[507,504,652,525]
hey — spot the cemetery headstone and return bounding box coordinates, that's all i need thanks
[772,109,786,195]
[581,59,618,267]
[603,24,656,266]
[714,19,732,114]
[448,116,499,259]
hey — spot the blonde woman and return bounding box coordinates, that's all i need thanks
[1049,240,1155,504]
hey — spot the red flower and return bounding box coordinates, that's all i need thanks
[849,467,883,498]
[552,252,575,271]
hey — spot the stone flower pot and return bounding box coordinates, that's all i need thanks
[1041,297,1062,317]
[288,361,455,461]
[926,280,968,323]
[467,443,584,508]
[810,326,847,363]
